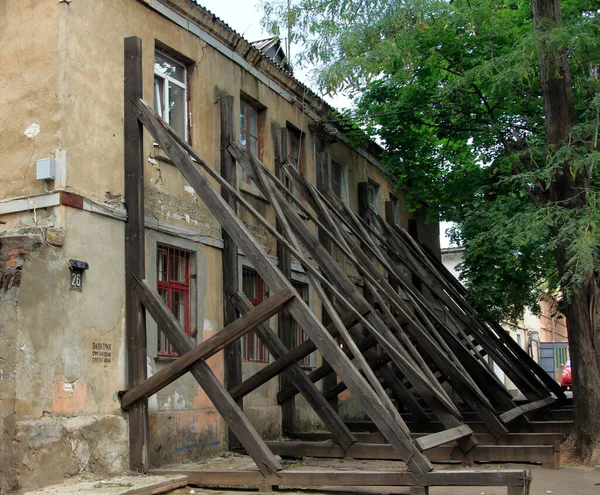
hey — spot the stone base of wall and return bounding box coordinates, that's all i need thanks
[0,414,128,494]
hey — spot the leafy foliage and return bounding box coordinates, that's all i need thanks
[262,0,600,322]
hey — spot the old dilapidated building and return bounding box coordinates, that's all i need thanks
[0,1,441,491]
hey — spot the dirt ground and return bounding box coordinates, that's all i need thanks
[23,454,600,495]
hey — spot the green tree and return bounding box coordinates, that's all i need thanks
[263,0,600,461]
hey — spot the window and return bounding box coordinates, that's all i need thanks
[389,194,400,226]
[157,244,192,357]
[240,99,262,184]
[241,267,269,363]
[292,281,313,367]
[332,160,349,203]
[284,126,304,196]
[367,180,382,215]
[154,51,188,140]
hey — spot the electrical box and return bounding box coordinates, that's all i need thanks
[36,158,56,181]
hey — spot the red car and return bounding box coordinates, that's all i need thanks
[561,359,572,390]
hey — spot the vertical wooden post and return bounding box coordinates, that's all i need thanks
[316,149,337,412]
[220,95,243,450]
[124,36,148,471]
[275,128,295,434]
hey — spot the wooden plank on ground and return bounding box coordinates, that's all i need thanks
[265,441,554,466]
[124,36,148,472]
[501,397,556,424]
[120,285,295,409]
[415,425,474,451]
[132,277,282,477]
[151,469,531,489]
[122,477,188,495]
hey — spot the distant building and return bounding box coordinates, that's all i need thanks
[440,247,568,390]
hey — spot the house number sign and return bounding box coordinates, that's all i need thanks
[68,259,89,292]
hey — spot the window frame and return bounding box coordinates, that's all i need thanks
[156,243,193,358]
[154,50,189,141]
[241,266,270,363]
[331,159,349,203]
[240,98,263,184]
[367,179,382,215]
[285,125,305,197]
[291,280,313,368]
[389,193,401,226]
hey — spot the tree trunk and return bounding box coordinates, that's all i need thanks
[556,254,600,461]
[532,0,600,462]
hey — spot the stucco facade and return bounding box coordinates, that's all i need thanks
[0,1,440,492]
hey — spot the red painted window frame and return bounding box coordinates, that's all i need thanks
[241,267,269,363]
[292,281,312,367]
[157,244,191,358]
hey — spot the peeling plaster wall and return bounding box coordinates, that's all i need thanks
[0,0,435,490]
[0,208,128,493]
[0,0,64,199]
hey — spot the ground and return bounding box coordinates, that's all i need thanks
[22,454,600,495]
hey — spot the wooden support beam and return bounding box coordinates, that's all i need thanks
[120,284,295,409]
[231,292,357,450]
[274,128,295,435]
[501,397,556,424]
[132,277,282,477]
[151,468,532,490]
[124,36,148,472]
[316,148,338,413]
[265,441,555,466]
[288,430,565,446]
[228,309,365,400]
[346,419,573,435]
[132,99,433,479]
[415,425,474,451]
[220,94,243,450]
[277,323,430,429]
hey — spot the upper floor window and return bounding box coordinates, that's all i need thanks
[389,194,400,226]
[154,51,188,140]
[240,99,262,184]
[241,267,270,363]
[288,127,304,170]
[332,160,349,203]
[367,180,382,215]
[157,244,192,357]
[285,126,304,196]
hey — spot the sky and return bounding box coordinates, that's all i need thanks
[197,0,456,249]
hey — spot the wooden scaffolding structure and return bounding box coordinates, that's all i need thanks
[119,37,571,494]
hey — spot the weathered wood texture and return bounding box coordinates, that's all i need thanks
[265,440,555,466]
[151,468,531,490]
[132,98,433,479]
[133,278,282,477]
[220,95,243,450]
[231,292,357,450]
[501,397,556,424]
[124,36,148,472]
[120,285,295,409]
[415,425,474,451]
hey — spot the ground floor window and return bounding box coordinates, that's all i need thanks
[157,244,192,357]
[292,281,313,367]
[241,267,270,363]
